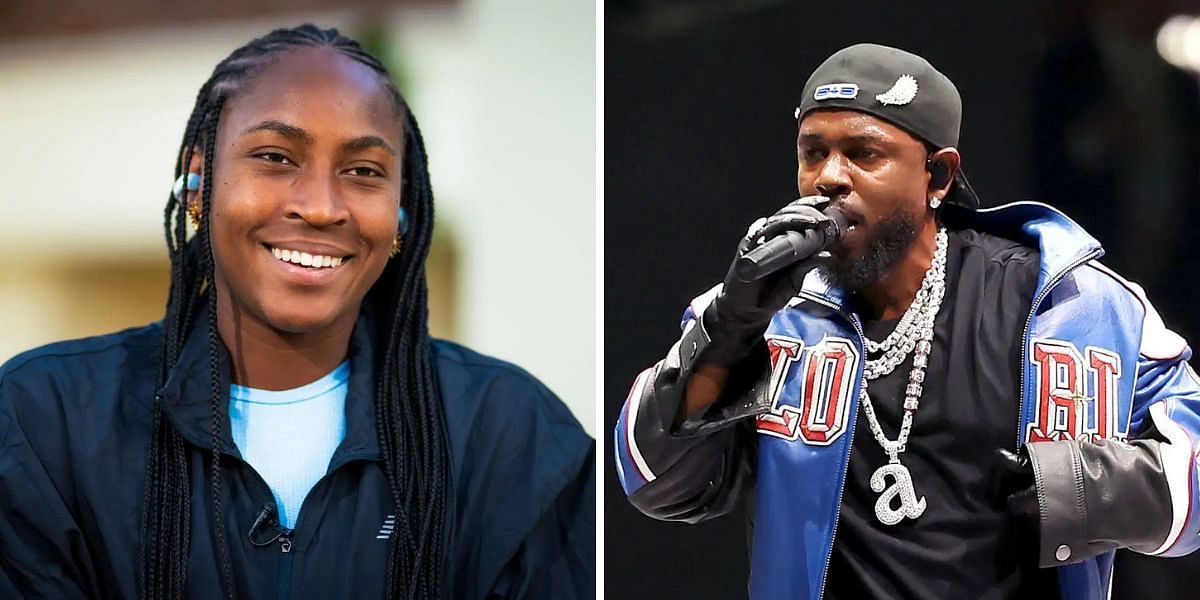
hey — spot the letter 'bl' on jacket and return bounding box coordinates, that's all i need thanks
[615,202,1200,600]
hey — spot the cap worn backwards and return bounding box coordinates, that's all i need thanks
[796,43,979,209]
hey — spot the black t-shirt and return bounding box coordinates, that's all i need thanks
[824,229,1060,600]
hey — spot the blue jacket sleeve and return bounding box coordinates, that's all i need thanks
[486,444,594,599]
[1026,281,1200,566]
[438,350,595,600]
[1123,347,1200,557]
[614,284,772,523]
[0,362,98,598]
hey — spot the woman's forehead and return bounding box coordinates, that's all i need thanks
[220,46,404,147]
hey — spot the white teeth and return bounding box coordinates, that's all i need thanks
[270,246,345,269]
[847,225,857,232]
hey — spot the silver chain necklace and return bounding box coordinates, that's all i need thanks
[858,227,947,525]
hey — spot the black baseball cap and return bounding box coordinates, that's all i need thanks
[795,43,980,210]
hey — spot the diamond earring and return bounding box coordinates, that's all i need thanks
[929,195,942,210]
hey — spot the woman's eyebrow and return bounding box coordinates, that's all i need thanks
[240,120,395,157]
[241,119,312,144]
[343,135,396,157]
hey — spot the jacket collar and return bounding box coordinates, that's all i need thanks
[157,302,383,466]
[964,201,1103,284]
[797,201,1104,310]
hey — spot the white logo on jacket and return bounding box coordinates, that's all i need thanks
[377,514,396,540]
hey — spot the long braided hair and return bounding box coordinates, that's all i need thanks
[141,24,451,599]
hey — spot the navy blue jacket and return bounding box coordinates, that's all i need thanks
[0,309,594,599]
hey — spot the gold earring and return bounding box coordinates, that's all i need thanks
[390,235,403,257]
[187,201,202,229]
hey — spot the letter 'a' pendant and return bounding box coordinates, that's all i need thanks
[870,462,927,525]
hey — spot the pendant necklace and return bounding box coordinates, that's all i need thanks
[858,227,947,525]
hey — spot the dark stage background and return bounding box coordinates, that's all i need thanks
[605,0,1200,597]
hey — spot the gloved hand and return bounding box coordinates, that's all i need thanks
[997,448,1040,547]
[701,195,835,367]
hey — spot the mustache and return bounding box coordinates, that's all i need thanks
[828,197,865,226]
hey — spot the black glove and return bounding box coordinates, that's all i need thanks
[997,448,1040,547]
[701,196,834,367]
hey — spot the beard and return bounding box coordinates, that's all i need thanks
[823,207,921,294]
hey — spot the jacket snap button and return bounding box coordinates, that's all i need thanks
[1055,544,1071,561]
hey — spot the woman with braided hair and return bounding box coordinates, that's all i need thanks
[0,24,593,599]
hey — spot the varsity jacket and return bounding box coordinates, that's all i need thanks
[615,202,1200,600]
[0,306,595,599]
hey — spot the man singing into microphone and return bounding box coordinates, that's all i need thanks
[614,43,1200,599]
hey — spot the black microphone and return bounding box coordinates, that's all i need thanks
[247,503,284,547]
[733,205,848,282]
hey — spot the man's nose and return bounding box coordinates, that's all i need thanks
[813,155,851,199]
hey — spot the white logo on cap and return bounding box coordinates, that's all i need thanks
[813,83,859,101]
[876,75,918,106]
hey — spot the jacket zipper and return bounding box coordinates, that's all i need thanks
[794,293,864,600]
[277,534,294,600]
[206,447,296,600]
[1014,249,1102,450]
[226,454,294,600]
[270,455,374,600]
[205,440,376,600]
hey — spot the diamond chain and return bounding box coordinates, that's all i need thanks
[862,229,947,377]
[862,233,946,354]
[859,228,947,462]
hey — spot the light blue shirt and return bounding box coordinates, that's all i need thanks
[229,361,349,529]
